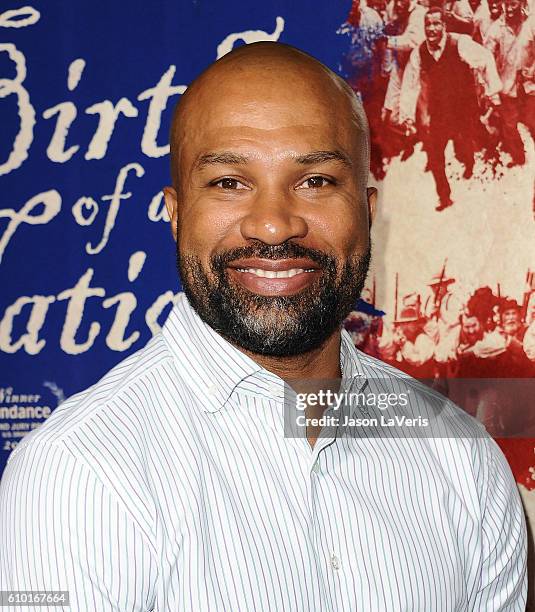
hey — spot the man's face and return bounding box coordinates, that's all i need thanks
[461,315,483,345]
[165,57,373,357]
[488,0,503,18]
[425,13,445,45]
[399,320,421,342]
[505,0,522,20]
[501,308,521,335]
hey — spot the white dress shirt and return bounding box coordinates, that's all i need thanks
[0,292,527,611]
[485,15,535,97]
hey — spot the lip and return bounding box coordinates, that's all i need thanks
[226,258,322,296]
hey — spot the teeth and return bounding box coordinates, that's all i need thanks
[236,268,314,278]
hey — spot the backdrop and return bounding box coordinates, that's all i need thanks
[1,0,534,594]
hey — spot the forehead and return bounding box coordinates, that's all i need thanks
[502,308,519,316]
[177,66,362,166]
[463,315,478,324]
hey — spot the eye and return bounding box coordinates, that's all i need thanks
[211,177,248,190]
[296,176,335,189]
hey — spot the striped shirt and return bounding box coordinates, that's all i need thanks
[0,292,527,611]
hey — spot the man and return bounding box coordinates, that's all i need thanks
[338,0,384,106]
[485,0,535,166]
[435,310,485,365]
[422,271,464,342]
[382,0,426,125]
[500,298,526,343]
[0,42,527,610]
[445,0,490,35]
[379,293,437,378]
[458,298,532,377]
[400,6,501,210]
[475,0,503,44]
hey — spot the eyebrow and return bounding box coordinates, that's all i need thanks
[294,150,353,168]
[194,149,353,171]
[195,152,249,170]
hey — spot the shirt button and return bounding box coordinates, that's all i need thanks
[206,384,217,396]
[312,461,320,474]
[331,554,341,570]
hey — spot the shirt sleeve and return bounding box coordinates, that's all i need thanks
[0,440,157,611]
[387,7,426,51]
[452,0,473,23]
[399,47,422,122]
[470,437,528,610]
[483,23,499,56]
[457,34,502,99]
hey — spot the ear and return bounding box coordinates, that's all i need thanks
[366,186,377,228]
[163,186,179,241]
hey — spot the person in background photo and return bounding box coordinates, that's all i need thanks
[485,0,535,166]
[400,6,501,210]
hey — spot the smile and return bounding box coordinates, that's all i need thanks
[226,259,322,296]
[235,268,316,278]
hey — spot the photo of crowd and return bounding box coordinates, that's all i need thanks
[338,0,535,211]
[343,270,535,435]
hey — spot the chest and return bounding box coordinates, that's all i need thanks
[152,417,479,611]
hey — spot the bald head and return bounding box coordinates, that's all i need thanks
[162,41,376,359]
[169,41,370,190]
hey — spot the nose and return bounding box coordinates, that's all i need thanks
[239,187,308,245]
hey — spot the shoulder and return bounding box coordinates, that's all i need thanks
[9,332,177,458]
[457,32,487,53]
[0,333,181,542]
[356,349,490,437]
[359,353,522,501]
[361,6,383,28]
[411,3,427,17]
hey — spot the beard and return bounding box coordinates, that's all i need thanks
[177,240,371,357]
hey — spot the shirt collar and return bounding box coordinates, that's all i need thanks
[162,293,263,412]
[340,327,367,386]
[161,292,368,412]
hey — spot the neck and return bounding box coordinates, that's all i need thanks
[237,329,343,384]
[428,33,445,51]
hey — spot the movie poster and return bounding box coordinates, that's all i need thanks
[0,0,533,594]
[336,0,535,572]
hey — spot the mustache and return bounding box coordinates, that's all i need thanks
[210,241,337,271]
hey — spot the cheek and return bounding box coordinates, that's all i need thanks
[177,201,242,262]
[313,206,369,257]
